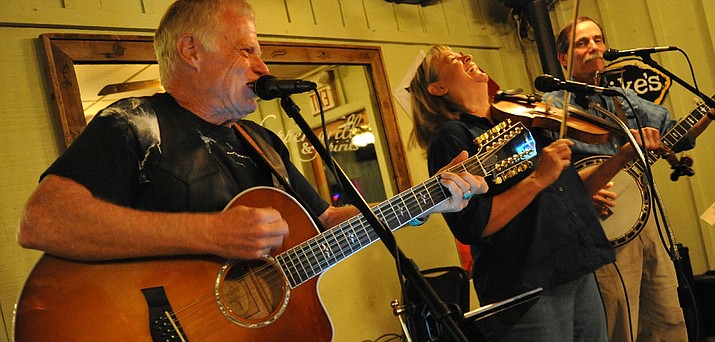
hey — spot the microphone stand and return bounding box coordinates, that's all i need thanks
[640,54,715,108]
[279,96,469,342]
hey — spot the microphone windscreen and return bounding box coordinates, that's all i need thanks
[250,74,277,100]
[603,49,619,61]
[534,75,559,92]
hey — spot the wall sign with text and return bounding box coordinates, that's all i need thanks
[309,85,338,115]
[602,58,672,105]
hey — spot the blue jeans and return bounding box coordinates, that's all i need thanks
[500,273,608,341]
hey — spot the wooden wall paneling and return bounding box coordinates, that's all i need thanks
[392,4,425,35]
[362,1,399,34]
[282,0,315,25]
[63,0,102,10]
[310,0,346,28]
[337,0,371,31]
[441,0,473,40]
[420,3,450,39]
[251,0,288,22]
[100,0,150,13]
[460,0,490,37]
[140,0,172,16]
[1,0,170,29]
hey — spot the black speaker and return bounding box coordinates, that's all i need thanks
[695,272,715,338]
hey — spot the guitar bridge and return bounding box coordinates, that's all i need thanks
[142,286,188,342]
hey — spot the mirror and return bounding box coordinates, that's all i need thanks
[39,33,412,196]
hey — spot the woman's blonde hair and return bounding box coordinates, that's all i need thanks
[409,45,463,151]
[154,0,255,86]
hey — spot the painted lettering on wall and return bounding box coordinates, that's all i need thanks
[260,111,368,162]
[602,58,672,104]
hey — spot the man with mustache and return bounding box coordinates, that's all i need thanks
[543,17,714,342]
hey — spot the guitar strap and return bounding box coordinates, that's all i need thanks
[233,122,327,232]
[233,122,289,189]
[611,97,629,122]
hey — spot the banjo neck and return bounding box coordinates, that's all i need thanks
[627,95,713,175]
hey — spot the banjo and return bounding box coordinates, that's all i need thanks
[575,97,712,247]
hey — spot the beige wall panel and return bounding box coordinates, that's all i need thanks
[310,0,346,28]
[337,0,371,30]
[0,26,73,342]
[363,1,400,33]
[393,3,426,34]
[1,0,170,30]
[420,3,448,38]
[284,0,316,25]
[250,0,289,24]
[64,0,102,10]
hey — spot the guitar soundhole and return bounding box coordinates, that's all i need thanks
[216,258,290,328]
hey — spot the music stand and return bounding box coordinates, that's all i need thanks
[404,284,542,341]
[461,288,543,341]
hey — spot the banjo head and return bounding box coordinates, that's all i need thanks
[575,156,651,247]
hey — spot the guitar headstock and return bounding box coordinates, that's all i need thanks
[469,119,537,184]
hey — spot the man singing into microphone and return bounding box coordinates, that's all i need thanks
[17,0,486,329]
[542,16,714,342]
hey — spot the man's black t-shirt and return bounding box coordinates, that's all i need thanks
[43,92,329,216]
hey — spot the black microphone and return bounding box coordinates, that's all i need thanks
[534,74,621,97]
[603,46,677,61]
[249,74,317,100]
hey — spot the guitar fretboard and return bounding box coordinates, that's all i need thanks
[274,123,535,288]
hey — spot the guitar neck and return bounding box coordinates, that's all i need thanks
[275,121,535,289]
[633,97,712,172]
[275,158,486,289]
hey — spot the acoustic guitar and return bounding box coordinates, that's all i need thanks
[14,120,536,341]
[575,97,713,246]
